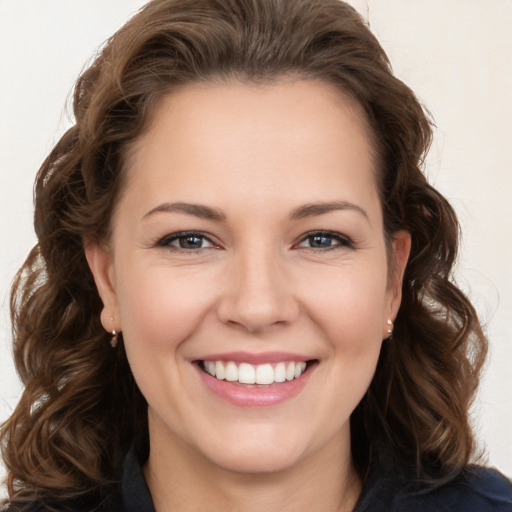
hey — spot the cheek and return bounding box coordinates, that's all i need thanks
[298,260,388,404]
[299,260,389,347]
[114,261,215,353]
[113,264,217,418]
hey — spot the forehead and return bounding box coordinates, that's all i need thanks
[121,79,380,219]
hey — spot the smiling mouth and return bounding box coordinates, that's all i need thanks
[198,360,316,385]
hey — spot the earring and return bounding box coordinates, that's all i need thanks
[109,314,119,348]
[386,318,394,337]
[110,330,119,348]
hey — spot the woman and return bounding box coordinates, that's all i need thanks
[1,0,511,510]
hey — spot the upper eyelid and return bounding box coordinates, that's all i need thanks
[296,230,353,244]
[153,229,353,248]
[155,231,217,247]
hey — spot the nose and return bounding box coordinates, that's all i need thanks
[217,247,300,334]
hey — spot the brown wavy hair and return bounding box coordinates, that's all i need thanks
[1,0,487,508]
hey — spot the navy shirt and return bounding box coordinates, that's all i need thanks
[5,451,512,511]
[120,451,512,512]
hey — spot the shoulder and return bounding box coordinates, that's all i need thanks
[398,466,512,512]
[416,466,512,512]
[357,465,512,512]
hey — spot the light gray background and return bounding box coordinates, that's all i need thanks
[1,0,511,491]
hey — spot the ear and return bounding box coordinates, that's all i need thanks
[85,241,121,333]
[386,230,411,321]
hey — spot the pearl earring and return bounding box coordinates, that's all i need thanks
[386,318,393,337]
[110,314,119,348]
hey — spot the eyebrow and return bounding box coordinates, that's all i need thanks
[290,201,369,222]
[143,202,227,221]
[143,200,369,223]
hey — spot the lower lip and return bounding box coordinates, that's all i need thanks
[195,364,314,408]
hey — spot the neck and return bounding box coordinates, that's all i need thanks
[144,428,362,512]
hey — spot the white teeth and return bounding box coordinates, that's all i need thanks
[202,360,309,384]
[238,363,256,384]
[215,361,225,380]
[255,364,274,385]
[286,362,295,381]
[295,361,306,378]
[274,362,286,382]
[225,361,238,382]
[204,361,215,376]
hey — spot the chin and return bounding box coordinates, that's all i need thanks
[195,426,310,475]
[209,445,305,475]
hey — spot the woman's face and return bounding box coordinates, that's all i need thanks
[87,79,409,475]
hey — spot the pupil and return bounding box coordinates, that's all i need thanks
[180,236,202,248]
[311,235,331,247]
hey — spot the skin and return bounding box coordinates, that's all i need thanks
[87,79,410,512]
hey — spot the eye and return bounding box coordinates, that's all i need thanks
[156,231,216,250]
[296,231,353,250]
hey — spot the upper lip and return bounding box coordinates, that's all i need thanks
[195,351,314,364]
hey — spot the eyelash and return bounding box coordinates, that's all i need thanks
[155,231,217,251]
[296,231,354,251]
[154,230,354,253]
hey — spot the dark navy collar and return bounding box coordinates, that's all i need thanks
[122,449,155,512]
[119,448,512,512]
